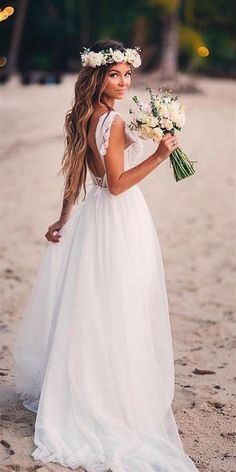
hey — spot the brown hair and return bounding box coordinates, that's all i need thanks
[59,39,125,204]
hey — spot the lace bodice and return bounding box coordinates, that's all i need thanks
[88,110,143,188]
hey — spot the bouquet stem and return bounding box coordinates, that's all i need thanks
[169,148,197,182]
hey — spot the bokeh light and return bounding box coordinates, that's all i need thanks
[198,46,210,57]
[4,6,14,16]
[0,6,14,21]
[0,10,8,21]
[0,56,7,67]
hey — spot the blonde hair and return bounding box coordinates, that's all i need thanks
[59,39,125,204]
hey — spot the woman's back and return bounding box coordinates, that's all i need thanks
[86,110,109,180]
[87,109,143,189]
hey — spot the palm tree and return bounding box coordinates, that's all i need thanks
[158,0,181,79]
[147,0,181,79]
[6,0,29,76]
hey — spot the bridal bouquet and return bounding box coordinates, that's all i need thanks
[129,87,197,182]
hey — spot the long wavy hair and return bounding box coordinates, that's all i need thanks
[59,39,126,204]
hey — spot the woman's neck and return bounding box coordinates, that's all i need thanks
[99,96,116,110]
[94,104,115,115]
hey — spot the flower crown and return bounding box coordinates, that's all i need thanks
[80,46,142,68]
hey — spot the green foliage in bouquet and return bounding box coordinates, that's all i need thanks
[129,86,197,182]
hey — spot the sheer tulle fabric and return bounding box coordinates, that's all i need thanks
[13,111,198,471]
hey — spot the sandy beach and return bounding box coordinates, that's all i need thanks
[0,73,235,472]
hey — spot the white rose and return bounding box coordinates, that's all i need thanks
[169,101,185,124]
[159,104,169,117]
[112,50,125,63]
[170,110,185,128]
[151,127,163,141]
[125,49,137,63]
[164,119,173,130]
[125,49,142,68]
[170,100,181,112]
[132,56,141,68]
[81,53,89,66]
[139,124,151,139]
[137,112,148,124]
[88,52,103,67]
[147,116,159,127]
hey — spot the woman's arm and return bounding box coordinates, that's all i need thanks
[45,145,93,243]
[45,192,74,243]
[104,116,179,195]
[58,194,74,224]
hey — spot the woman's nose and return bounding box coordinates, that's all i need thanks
[119,76,126,86]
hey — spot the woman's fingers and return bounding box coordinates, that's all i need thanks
[51,232,61,243]
[45,226,62,243]
[162,134,178,147]
[165,135,178,150]
[157,133,179,162]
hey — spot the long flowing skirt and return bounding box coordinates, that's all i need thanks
[13,184,198,471]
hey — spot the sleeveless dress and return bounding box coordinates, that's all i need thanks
[13,111,199,472]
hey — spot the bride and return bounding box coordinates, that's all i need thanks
[13,39,199,471]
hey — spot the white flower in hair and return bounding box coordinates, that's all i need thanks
[88,51,104,67]
[132,55,142,68]
[81,53,90,66]
[80,46,142,68]
[111,50,125,63]
[125,48,141,68]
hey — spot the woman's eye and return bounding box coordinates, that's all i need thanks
[109,72,132,78]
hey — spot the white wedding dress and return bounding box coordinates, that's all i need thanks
[13,111,199,472]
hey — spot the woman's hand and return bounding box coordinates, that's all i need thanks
[155,132,179,163]
[45,220,65,243]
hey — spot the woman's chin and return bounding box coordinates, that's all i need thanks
[115,92,126,100]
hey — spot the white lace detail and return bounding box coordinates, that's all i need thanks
[100,111,117,158]
[93,175,107,187]
[99,111,143,166]
[125,127,144,166]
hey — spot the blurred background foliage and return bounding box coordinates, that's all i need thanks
[1,0,235,78]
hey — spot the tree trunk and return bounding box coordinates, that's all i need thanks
[78,0,91,46]
[6,0,29,76]
[158,2,181,79]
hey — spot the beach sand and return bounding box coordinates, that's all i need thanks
[0,74,235,472]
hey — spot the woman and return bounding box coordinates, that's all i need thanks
[13,39,199,471]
